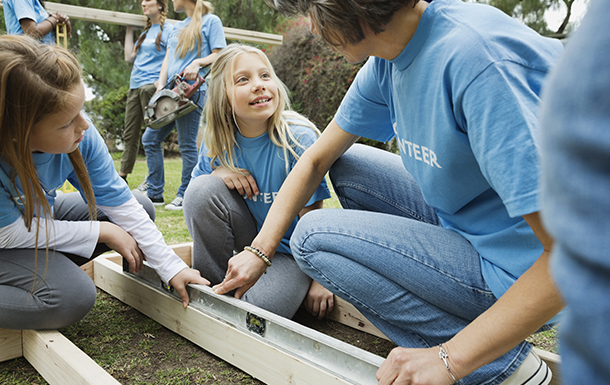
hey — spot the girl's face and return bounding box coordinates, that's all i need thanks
[226,53,279,138]
[172,0,186,13]
[30,82,89,154]
[141,0,162,18]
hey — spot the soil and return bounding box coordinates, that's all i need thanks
[1,289,396,385]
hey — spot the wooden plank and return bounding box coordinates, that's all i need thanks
[81,260,95,281]
[22,329,120,385]
[0,329,22,362]
[94,255,353,385]
[41,2,283,45]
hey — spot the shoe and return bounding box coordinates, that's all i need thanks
[133,180,149,194]
[500,350,552,385]
[165,197,183,211]
[149,195,165,206]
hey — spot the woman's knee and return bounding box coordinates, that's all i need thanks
[183,175,231,212]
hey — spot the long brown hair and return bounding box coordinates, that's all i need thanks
[135,0,169,52]
[0,35,96,253]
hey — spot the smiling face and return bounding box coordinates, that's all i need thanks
[226,53,280,138]
[30,82,89,154]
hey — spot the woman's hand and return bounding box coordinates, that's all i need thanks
[211,167,259,199]
[377,346,456,385]
[304,280,334,319]
[51,13,71,37]
[169,268,211,307]
[212,249,268,299]
[99,222,145,273]
[183,62,201,81]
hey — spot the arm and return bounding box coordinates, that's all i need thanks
[376,211,563,385]
[124,26,137,63]
[182,48,221,81]
[212,120,359,298]
[20,13,71,40]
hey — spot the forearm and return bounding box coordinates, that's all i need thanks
[20,18,55,39]
[0,216,99,258]
[124,26,136,62]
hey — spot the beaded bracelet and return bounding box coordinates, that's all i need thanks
[439,344,458,384]
[244,246,272,267]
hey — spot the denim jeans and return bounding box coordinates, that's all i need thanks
[141,89,205,199]
[290,144,531,384]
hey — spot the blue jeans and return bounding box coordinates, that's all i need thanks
[290,144,531,385]
[141,89,205,199]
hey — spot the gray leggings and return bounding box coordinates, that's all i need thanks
[183,175,311,319]
[0,192,155,329]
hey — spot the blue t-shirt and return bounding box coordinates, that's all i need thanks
[0,120,132,227]
[166,14,226,91]
[3,0,54,45]
[335,0,563,301]
[130,23,175,89]
[192,121,331,255]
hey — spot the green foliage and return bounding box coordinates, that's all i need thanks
[85,86,128,143]
[212,0,286,35]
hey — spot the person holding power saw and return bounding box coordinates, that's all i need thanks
[138,0,226,210]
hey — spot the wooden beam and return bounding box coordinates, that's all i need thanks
[94,255,355,384]
[0,329,23,362]
[0,1,282,45]
[22,329,120,385]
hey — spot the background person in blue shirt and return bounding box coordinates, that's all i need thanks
[3,0,70,45]
[540,0,610,383]
[214,0,566,384]
[120,0,174,184]
[183,44,333,319]
[139,0,226,211]
[0,35,208,330]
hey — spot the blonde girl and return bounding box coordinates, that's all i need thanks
[0,35,207,330]
[183,44,333,319]
[140,0,226,210]
[120,0,173,184]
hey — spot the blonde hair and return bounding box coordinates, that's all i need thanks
[0,35,97,254]
[175,0,214,59]
[204,43,319,173]
[135,0,169,52]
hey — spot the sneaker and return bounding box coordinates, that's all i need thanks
[149,195,165,206]
[133,180,149,194]
[165,197,183,211]
[500,350,552,385]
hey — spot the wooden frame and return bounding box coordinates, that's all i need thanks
[1,243,562,384]
[0,1,283,46]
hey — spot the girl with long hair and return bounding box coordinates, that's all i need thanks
[139,0,226,210]
[0,35,208,330]
[183,44,333,319]
[120,0,173,185]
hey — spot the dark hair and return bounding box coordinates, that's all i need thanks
[264,0,418,47]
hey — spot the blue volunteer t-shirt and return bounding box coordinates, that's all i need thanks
[192,121,331,255]
[3,0,55,45]
[335,0,563,302]
[130,23,175,89]
[166,14,226,91]
[0,119,132,227]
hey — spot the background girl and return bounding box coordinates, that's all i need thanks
[119,0,173,185]
[0,35,208,330]
[139,0,226,210]
[183,44,333,319]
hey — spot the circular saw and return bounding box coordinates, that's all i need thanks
[144,70,207,129]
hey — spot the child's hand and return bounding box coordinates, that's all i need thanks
[304,280,334,319]
[212,249,268,298]
[99,222,145,274]
[169,268,210,308]
[212,167,259,199]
